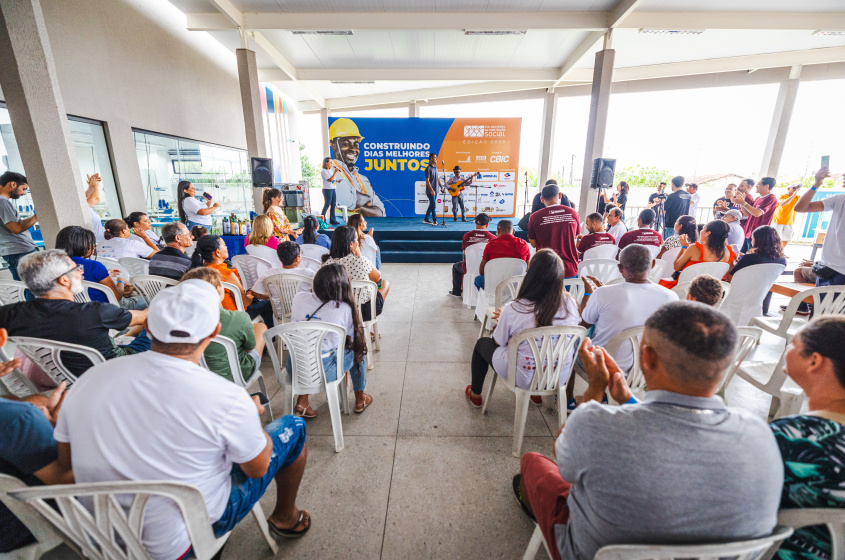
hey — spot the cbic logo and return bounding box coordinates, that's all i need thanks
[464,125,485,138]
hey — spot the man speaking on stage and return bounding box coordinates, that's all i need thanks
[327,118,385,217]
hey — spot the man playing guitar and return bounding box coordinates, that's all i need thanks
[445,165,480,222]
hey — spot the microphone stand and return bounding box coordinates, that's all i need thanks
[438,159,448,228]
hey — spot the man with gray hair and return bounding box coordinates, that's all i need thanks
[517,301,783,560]
[0,249,149,379]
[605,207,627,244]
[149,221,193,280]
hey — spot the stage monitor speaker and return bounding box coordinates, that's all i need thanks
[282,190,304,208]
[251,157,273,188]
[589,158,616,190]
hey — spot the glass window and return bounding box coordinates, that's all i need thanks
[134,129,251,233]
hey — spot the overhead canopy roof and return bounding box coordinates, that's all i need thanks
[168,0,845,110]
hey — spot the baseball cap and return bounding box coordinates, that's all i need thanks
[146,279,220,343]
[475,213,491,226]
[725,209,743,220]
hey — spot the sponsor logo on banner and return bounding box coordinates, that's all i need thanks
[499,172,514,181]
[475,156,486,162]
[478,172,498,180]
[459,155,470,163]
[490,155,509,163]
[464,126,484,138]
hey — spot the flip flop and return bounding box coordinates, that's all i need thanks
[512,474,536,522]
[354,393,373,413]
[295,404,317,418]
[268,510,311,539]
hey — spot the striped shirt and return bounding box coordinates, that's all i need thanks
[148,247,191,281]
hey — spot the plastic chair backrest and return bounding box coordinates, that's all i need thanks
[0,347,39,398]
[202,335,248,387]
[9,336,106,387]
[221,281,245,311]
[0,475,65,557]
[578,259,622,284]
[0,279,27,305]
[130,275,177,303]
[506,325,586,392]
[776,509,845,560]
[484,258,527,297]
[351,280,378,325]
[583,244,617,260]
[672,280,731,304]
[264,321,345,394]
[118,257,149,278]
[74,281,119,305]
[717,326,764,397]
[262,272,314,323]
[563,277,586,304]
[300,244,328,260]
[246,244,282,268]
[720,263,786,325]
[494,275,524,310]
[231,255,272,293]
[660,246,682,264]
[462,243,487,308]
[767,285,845,338]
[604,326,645,391]
[300,256,321,273]
[676,261,730,285]
[648,259,669,283]
[644,244,661,257]
[594,526,792,560]
[96,256,129,279]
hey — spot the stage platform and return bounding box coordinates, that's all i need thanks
[366,217,526,263]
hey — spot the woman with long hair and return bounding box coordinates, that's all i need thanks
[245,214,280,250]
[99,219,159,260]
[125,211,162,247]
[288,263,372,417]
[320,157,340,225]
[612,181,629,212]
[657,215,698,258]
[347,213,381,269]
[295,214,331,249]
[726,225,786,282]
[659,220,735,289]
[177,180,218,229]
[190,234,274,325]
[262,187,297,240]
[324,226,389,321]
[466,249,580,406]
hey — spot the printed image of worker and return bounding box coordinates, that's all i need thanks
[328,118,385,217]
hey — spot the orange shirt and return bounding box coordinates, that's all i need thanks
[206,262,242,311]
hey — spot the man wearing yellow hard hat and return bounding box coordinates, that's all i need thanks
[328,118,385,218]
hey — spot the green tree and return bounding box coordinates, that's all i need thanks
[300,142,321,188]
[615,165,672,189]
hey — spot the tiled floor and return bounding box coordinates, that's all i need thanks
[217,262,799,560]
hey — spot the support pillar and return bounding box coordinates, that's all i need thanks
[320,107,331,159]
[538,90,557,192]
[409,101,420,118]
[0,0,90,247]
[105,119,147,214]
[759,65,801,180]
[578,47,615,220]
[236,48,268,214]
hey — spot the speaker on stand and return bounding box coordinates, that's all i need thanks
[251,157,273,215]
[590,157,616,213]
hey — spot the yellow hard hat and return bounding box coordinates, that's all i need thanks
[329,118,363,141]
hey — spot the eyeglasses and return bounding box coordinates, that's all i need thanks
[50,264,82,284]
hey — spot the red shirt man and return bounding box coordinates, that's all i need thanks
[481,225,531,265]
[734,178,778,239]
[617,209,663,250]
[528,184,580,277]
[736,179,757,235]
[576,212,615,258]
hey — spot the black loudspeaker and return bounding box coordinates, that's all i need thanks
[251,157,273,188]
[590,158,616,190]
[282,190,304,208]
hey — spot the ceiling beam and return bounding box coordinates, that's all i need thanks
[608,0,643,29]
[553,30,605,88]
[206,0,243,28]
[251,32,326,107]
[257,67,568,82]
[622,11,845,31]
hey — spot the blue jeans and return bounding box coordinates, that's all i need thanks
[286,347,367,392]
[114,329,152,357]
[3,250,35,281]
[662,226,675,240]
[184,220,209,231]
[247,299,274,326]
[321,189,338,223]
[817,270,845,288]
[424,193,436,221]
[375,246,382,270]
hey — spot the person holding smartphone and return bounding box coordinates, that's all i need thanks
[795,162,845,287]
[177,180,219,229]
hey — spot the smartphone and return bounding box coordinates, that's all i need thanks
[821,155,830,169]
[203,192,212,201]
[250,391,269,406]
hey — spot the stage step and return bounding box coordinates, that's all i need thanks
[382,250,461,263]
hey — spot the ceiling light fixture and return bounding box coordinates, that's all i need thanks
[638,29,704,35]
[292,30,353,36]
[464,30,526,36]
[813,30,845,36]
[331,81,375,84]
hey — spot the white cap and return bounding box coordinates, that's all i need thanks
[725,209,743,220]
[146,279,220,343]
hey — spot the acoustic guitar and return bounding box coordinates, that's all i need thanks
[446,172,481,197]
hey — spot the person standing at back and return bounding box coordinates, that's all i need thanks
[320,157,340,225]
[423,153,441,225]
[177,180,218,230]
[733,176,778,253]
[450,213,495,297]
[661,176,692,240]
[527,184,580,278]
[647,182,667,230]
[0,172,37,281]
[795,167,845,287]
[772,183,801,251]
[686,183,700,217]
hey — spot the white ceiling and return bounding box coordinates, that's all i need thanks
[638,0,845,13]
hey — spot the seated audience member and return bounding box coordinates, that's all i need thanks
[659,220,735,289]
[515,302,783,560]
[0,250,150,378]
[474,220,530,290]
[55,225,146,310]
[726,225,786,281]
[324,226,389,322]
[348,213,381,269]
[98,219,159,260]
[148,221,193,281]
[190,235,274,326]
[605,207,627,243]
[181,267,266,384]
[686,274,724,307]
[528,184,580,278]
[575,213,615,259]
[53,280,311,559]
[656,215,697,258]
[616,209,663,251]
[722,209,745,251]
[295,214,331,249]
[770,316,845,559]
[287,264,372,418]
[251,242,316,311]
[450,212,495,297]
[245,214,281,251]
[466,249,580,407]
[190,225,208,242]
[125,211,162,247]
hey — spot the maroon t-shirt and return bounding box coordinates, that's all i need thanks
[744,193,778,238]
[461,229,496,272]
[740,193,755,233]
[527,204,580,277]
[576,232,616,256]
[482,234,531,263]
[617,228,663,250]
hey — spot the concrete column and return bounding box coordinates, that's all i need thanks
[320,107,331,159]
[538,90,557,192]
[409,101,420,118]
[758,65,801,180]
[236,48,267,214]
[104,118,146,214]
[578,48,615,220]
[0,0,90,247]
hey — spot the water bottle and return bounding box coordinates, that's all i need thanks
[245,219,252,235]
[222,216,229,235]
[241,219,248,236]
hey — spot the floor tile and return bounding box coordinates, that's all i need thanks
[407,322,479,363]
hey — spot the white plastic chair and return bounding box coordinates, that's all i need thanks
[672,280,731,306]
[577,259,622,285]
[0,475,65,560]
[766,509,845,560]
[201,334,272,422]
[474,258,527,325]
[0,347,39,398]
[582,244,617,260]
[462,243,487,309]
[351,280,380,370]
[231,254,272,294]
[130,274,177,304]
[300,244,329,260]
[4,478,278,560]
[261,272,315,324]
[676,261,730,285]
[264,322,350,452]
[659,245,682,265]
[478,275,525,339]
[563,277,586,305]
[74,281,120,305]
[221,280,247,313]
[605,326,646,396]
[0,279,27,305]
[9,336,106,387]
[246,244,282,268]
[643,244,661,258]
[300,256,321,273]
[720,263,786,325]
[95,256,129,279]
[724,341,790,420]
[117,257,149,278]
[648,259,669,283]
[751,285,845,343]
[480,325,586,457]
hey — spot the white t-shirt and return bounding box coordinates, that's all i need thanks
[821,194,845,275]
[89,206,105,243]
[607,222,628,244]
[98,235,153,260]
[182,196,212,226]
[581,282,679,372]
[320,168,337,190]
[290,291,354,353]
[688,192,701,216]
[252,266,315,312]
[491,296,580,389]
[131,230,161,247]
[53,352,266,560]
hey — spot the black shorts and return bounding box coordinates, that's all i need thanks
[361,292,384,322]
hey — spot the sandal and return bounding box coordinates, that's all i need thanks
[294,404,317,418]
[512,474,536,522]
[268,510,311,539]
[354,393,373,413]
